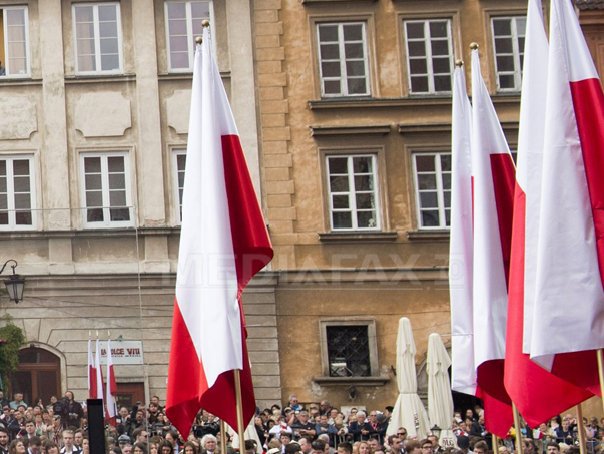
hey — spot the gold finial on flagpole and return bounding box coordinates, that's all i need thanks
[201,19,210,28]
[470,42,479,50]
[195,36,202,44]
[455,59,464,67]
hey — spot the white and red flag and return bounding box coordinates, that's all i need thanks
[94,338,104,400]
[450,64,475,397]
[528,0,604,395]
[470,48,515,437]
[105,339,118,423]
[504,0,593,425]
[165,26,273,437]
[87,338,97,399]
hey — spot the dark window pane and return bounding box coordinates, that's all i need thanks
[107,156,124,172]
[343,24,362,41]
[357,210,376,228]
[406,22,424,40]
[332,195,349,209]
[429,21,448,38]
[15,211,32,225]
[440,154,451,171]
[322,61,341,78]
[422,210,440,226]
[84,157,101,173]
[320,44,340,60]
[434,75,451,92]
[319,25,338,42]
[13,160,29,175]
[356,193,375,209]
[329,157,348,174]
[347,78,367,94]
[411,76,429,93]
[330,175,349,192]
[432,57,451,74]
[499,74,515,89]
[353,157,372,173]
[87,208,104,222]
[346,61,365,77]
[345,43,364,59]
[431,40,449,56]
[110,208,130,221]
[497,55,515,71]
[415,155,435,172]
[332,211,352,229]
[420,192,438,208]
[354,175,373,191]
[407,41,426,57]
[324,80,341,94]
[495,37,513,54]
[418,174,437,190]
[326,325,371,377]
[0,212,7,224]
[493,19,511,36]
[410,59,428,74]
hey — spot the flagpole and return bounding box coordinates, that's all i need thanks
[597,350,604,414]
[492,434,498,452]
[220,419,227,454]
[234,369,246,451]
[576,405,587,454]
[512,404,524,454]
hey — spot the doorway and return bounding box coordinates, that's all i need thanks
[10,347,61,406]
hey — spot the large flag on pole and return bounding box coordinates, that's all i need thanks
[450,63,476,397]
[166,26,273,437]
[504,0,593,425]
[470,48,515,437]
[87,338,96,399]
[528,0,603,395]
[105,339,118,423]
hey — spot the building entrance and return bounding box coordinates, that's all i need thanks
[10,347,61,405]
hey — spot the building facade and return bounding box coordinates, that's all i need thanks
[2,0,603,417]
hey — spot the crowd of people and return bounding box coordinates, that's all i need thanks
[0,391,602,454]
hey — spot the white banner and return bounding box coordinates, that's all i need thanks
[97,341,144,365]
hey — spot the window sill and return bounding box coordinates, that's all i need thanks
[0,77,42,86]
[406,230,450,241]
[64,73,137,84]
[310,124,392,136]
[313,376,390,386]
[308,94,520,110]
[319,231,398,243]
[158,70,231,81]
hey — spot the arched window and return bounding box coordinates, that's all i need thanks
[10,347,61,406]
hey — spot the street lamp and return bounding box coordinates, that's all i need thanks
[430,425,442,437]
[0,260,24,304]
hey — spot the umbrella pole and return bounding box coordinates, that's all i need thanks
[512,404,524,454]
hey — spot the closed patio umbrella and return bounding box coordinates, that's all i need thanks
[427,332,457,448]
[386,317,430,440]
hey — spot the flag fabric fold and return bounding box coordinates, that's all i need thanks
[166,27,273,437]
[450,64,476,397]
[94,338,104,400]
[504,0,594,426]
[88,338,96,399]
[105,339,118,423]
[528,0,603,395]
[470,48,515,438]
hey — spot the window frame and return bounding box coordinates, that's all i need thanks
[491,15,526,92]
[0,154,37,231]
[171,147,187,224]
[79,151,134,229]
[72,2,123,75]
[319,319,379,379]
[0,6,31,78]
[164,0,214,72]
[412,150,451,230]
[316,21,371,98]
[403,18,454,95]
[325,152,381,232]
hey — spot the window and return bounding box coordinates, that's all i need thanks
[492,16,526,91]
[319,320,379,378]
[80,152,133,227]
[73,3,122,74]
[172,148,186,222]
[413,152,451,229]
[0,7,30,77]
[317,22,370,97]
[165,1,211,71]
[404,19,453,94]
[0,156,35,230]
[326,154,379,231]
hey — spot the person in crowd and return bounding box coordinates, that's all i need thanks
[8,440,25,454]
[59,430,80,454]
[472,441,487,454]
[0,428,10,454]
[419,440,433,454]
[80,439,89,454]
[298,438,312,454]
[182,442,198,454]
[546,442,560,454]
[287,397,302,413]
[348,413,370,442]
[9,396,27,411]
[405,441,421,454]
[199,435,217,454]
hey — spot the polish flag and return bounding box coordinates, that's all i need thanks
[88,338,97,399]
[449,64,476,397]
[470,48,515,437]
[95,338,104,400]
[504,0,593,425]
[105,339,118,423]
[528,0,603,394]
[165,26,273,437]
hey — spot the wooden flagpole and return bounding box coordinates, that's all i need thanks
[512,404,524,454]
[492,434,498,453]
[234,369,246,452]
[220,420,228,454]
[576,405,586,454]
[597,350,604,414]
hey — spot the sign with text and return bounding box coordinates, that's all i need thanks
[97,341,144,365]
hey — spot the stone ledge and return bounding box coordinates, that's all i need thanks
[312,376,390,386]
[310,124,391,136]
[319,231,398,243]
[406,230,450,241]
